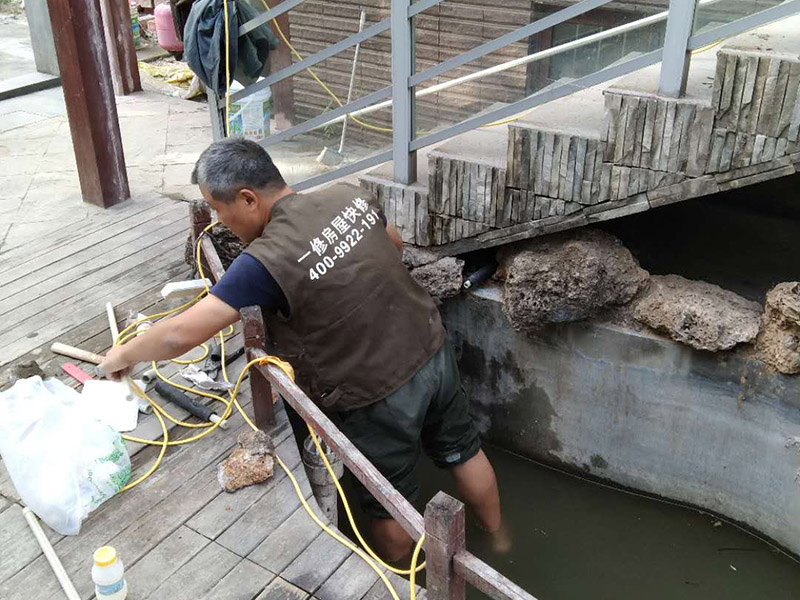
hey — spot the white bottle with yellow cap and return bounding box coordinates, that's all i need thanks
[92,546,128,600]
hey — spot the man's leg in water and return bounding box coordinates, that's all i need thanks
[451,449,501,531]
[371,517,414,562]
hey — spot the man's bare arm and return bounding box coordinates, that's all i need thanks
[99,294,240,379]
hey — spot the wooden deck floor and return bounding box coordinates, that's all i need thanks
[0,194,424,600]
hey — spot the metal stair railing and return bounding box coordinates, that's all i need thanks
[212,0,800,193]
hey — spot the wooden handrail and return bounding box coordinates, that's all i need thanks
[194,205,535,600]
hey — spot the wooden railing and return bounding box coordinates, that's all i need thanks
[191,204,536,600]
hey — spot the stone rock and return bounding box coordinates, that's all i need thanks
[410,257,464,301]
[634,275,762,351]
[402,245,441,269]
[756,282,800,374]
[217,430,275,493]
[500,229,649,330]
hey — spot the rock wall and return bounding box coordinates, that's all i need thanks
[441,287,800,557]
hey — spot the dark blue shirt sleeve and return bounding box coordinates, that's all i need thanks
[210,252,290,316]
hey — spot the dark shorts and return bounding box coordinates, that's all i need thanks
[337,338,481,519]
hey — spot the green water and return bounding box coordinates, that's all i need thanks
[340,444,800,599]
[417,445,800,600]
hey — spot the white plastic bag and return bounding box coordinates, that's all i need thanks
[0,377,131,535]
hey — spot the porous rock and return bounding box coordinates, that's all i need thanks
[217,430,275,493]
[500,229,649,330]
[756,282,800,374]
[12,360,46,381]
[410,257,464,301]
[634,275,762,351]
[402,245,442,269]
[185,223,245,274]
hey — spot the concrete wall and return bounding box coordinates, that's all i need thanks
[441,286,800,557]
[24,0,59,76]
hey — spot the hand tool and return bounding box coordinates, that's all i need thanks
[154,381,228,429]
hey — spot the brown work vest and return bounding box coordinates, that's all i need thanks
[246,182,445,411]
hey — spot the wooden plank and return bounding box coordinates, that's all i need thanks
[632,96,647,167]
[454,552,534,600]
[564,137,576,202]
[125,526,210,600]
[362,569,423,600]
[315,552,382,600]
[0,504,61,584]
[249,506,324,574]
[604,93,622,162]
[757,58,783,136]
[527,131,538,195]
[548,134,562,198]
[258,576,310,600]
[778,61,800,139]
[746,57,770,134]
[281,530,352,594]
[534,131,546,196]
[718,53,738,123]
[216,462,313,557]
[440,159,451,217]
[448,160,458,218]
[0,391,249,600]
[45,0,130,206]
[0,197,177,282]
[146,541,243,600]
[659,101,677,172]
[719,131,737,171]
[476,165,488,224]
[0,222,187,328]
[650,99,667,171]
[737,56,759,133]
[424,492,465,600]
[707,129,726,173]
[581,140,596,205]
[505,128,516,188]
[201,558,276,600]
[0,239,187,363]
[488,168,499,228]
[0,208,187,312]
[765,60,791,138]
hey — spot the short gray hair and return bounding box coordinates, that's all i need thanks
[191,138,285,202]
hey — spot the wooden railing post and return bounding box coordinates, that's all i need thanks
[190,202,213,281]
[424,492,466,600]
[241,306,275,429]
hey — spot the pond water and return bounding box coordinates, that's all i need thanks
[339,443,800,599]
[417,445,800,600]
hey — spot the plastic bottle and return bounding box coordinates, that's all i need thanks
[130,1,141,49]
[92,546,128,600]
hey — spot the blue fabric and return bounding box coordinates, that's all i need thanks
[210,252,290,316]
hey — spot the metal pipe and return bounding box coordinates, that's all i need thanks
[339,10,366,154]
[22,508,81,600]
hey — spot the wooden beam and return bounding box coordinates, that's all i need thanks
[103,0,141,95]
[241,306,276,429]
[45,0,130,207]
[424,492,466,600]
[454,552,538,600]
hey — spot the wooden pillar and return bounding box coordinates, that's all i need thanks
[45,0,130,207]
[100,0,141,95]
[267,0,295,130]
[190,202,212,279]
[425,492,466,600]
[241,306,276,429]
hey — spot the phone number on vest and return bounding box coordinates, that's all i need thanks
[297,198,380,281]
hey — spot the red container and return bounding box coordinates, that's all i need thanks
[155,3,183,52]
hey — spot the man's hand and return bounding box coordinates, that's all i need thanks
[95,295,240,378]
[99,345,133,381]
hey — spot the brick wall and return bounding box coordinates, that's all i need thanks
[288,0,533,147]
